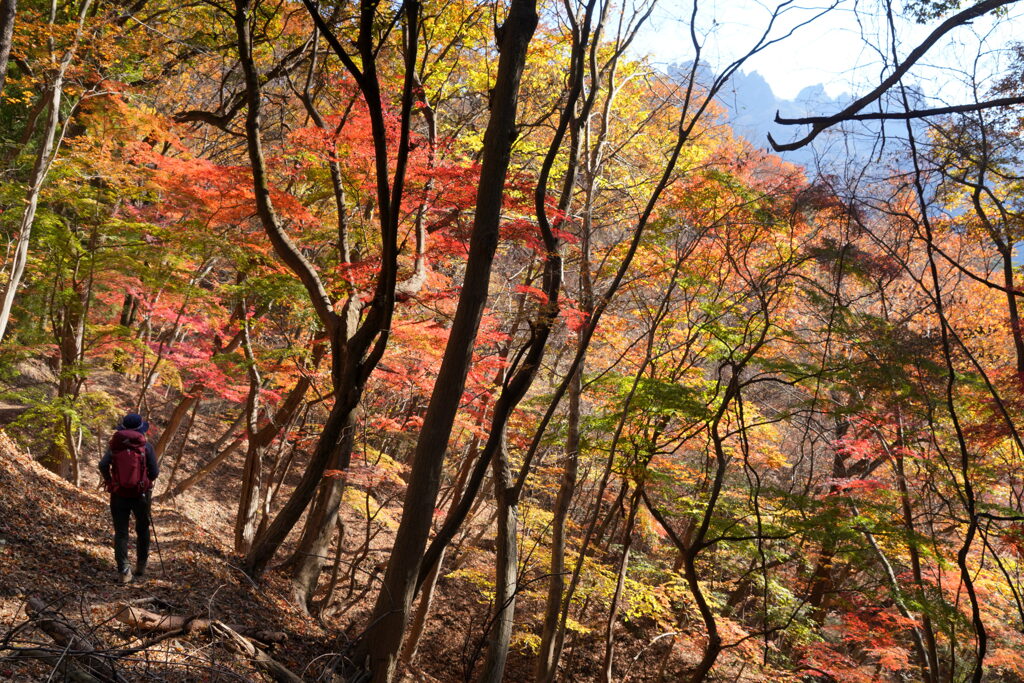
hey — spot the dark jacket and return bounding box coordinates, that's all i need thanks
[100,433,159,486]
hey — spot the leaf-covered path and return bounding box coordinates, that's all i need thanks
[0,432,331,681]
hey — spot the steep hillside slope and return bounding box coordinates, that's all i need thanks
[0,431,330,681]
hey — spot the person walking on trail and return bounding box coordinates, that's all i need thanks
[99,413,158,584]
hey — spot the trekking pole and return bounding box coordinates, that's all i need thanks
[147,492,167,578]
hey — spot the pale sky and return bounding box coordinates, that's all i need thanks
[636,0,1024,102]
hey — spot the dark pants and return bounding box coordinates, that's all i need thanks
[110,493,150,572]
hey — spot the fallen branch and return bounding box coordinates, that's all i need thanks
[112,603,286,644]
[25,597,127,683]
[211,621,302,683]
[155,435,245,502]
[3,646,103,683]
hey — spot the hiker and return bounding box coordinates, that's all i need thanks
[99,413,159,584]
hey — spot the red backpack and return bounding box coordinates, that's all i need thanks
[107,429,151,497]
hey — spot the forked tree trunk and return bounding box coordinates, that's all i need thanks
[233,1,356,576]
[286,409,357,609]
[279,41,362,578]
[245,394,359,577]
[236,0,407,578]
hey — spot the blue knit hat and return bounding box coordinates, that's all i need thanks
[119,412,149,434]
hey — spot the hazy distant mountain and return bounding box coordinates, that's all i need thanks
[668,64,923,176]
[716,70,866,170]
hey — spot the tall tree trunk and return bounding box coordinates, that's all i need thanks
[286,409,358,609]
[478,437,518,683]
[1000,246,1024,375]
[359,2,538,678]
[401,434,485,666]
[54,279,86,483]
[118,292,138,328]
[894,444,942,681]
[682,373,748,683]
[0,0,16,100]
[548,357,651,677]
[155,385,202,461]
[535,365,582,682]
[236,0,410,577]
[0,0,92,342]
[284,304,360,604]
[601,489,639,683]
[235,315,264,553]
[44,224,96,483]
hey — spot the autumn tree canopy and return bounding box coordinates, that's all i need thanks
[1,0,1024,681]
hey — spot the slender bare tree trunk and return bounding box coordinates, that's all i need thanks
[549,348,654,674]
[236,348,323,555]
[856,503,933,683]
[536,366,582,681]
[601,489,639,682]
[0,0,92,342]
[999,245,1024,375]
[894,445,942,681]
[162,397,201,494]
[400,551,443,666]
[235,314,264,553]
[155,385,202,461]
[155,436,244,501]
[478,437,518,683]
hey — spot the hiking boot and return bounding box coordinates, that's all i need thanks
[134,564,146,581]
[118,567,133,585]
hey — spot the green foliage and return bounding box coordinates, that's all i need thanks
[906,0,966,22]
[6,388,117,467]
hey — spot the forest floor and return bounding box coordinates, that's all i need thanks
[0,429,341,681]
[0,413,559,682]
[0,368,723,681]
